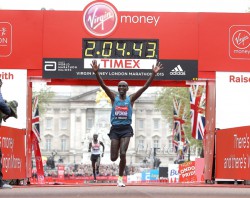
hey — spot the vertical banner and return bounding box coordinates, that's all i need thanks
[168,164,179,183]
[31,132,44,184]
[31,96,44,184]
[179,161,196,183]
[195,158,205,182]
[0,70,27,180]
[0,126,26,179]
[57,165,65,180]
[216,72,250,129]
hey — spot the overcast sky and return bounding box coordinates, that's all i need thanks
[0,0,250,12]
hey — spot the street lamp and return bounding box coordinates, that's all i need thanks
[73,150,77,164]
[188,146,191,161]
[153,148,160,169]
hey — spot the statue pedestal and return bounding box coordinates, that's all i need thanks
[81,151,91,164]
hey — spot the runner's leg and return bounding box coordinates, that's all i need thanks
[110,139,120,162]
[96,156,100,175]
[92,160,96,181]
[118,137,130,176]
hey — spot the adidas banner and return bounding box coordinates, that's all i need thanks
[158,59,198,80]
[43,58,197,81]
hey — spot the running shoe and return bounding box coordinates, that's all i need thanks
[117,179,125,187]
[1,183,12,189]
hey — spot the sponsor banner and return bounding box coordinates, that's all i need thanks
[229,25,250,60]
[195,158,205,182]
[0,126,26,180]
[83,59,157,69]
[0,69,27,129]
[149,169,159,181]
[168,164,179,183]
[216,126,250,180]
[159,167,168,178]
[216,72,250,129]
[31,132,45,184]
[141,169,159,181]
[57,165,65,180]
[43,58,197,80]
[179,161,196,183]
[3,2,250,73]
[127,173,141,183]
[83,1,119,37]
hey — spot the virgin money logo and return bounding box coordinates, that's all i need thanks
[229,25,250,60]
[83,1,118,37]
[232,30,250,49]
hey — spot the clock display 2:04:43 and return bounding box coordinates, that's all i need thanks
[83,39,158,59]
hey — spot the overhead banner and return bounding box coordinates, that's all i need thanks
[42,58,198,80]
[42,1,198,81]
[3,1,250,77]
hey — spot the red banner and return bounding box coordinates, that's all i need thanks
[216,126,250,180]
[1,8,250,78]
[57,165,65,180]
[31,132,45,184]
[0,126,26,179]
[179,161,196,183]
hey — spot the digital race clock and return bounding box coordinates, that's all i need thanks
[82,39,158,69]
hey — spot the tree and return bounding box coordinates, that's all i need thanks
[32,86,55,116]
[155,87,203,150]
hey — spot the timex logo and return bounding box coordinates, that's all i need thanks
[102,59,140,69]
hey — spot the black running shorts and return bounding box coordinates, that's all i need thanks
[90,154,100,162]
[108,125,134,140]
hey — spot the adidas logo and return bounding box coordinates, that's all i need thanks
[170,65,186,75]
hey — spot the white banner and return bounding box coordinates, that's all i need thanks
[0,69,27,129]
[216,72,250,129]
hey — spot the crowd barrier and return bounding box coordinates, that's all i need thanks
[30,176,121,184]
[29,176,173,185]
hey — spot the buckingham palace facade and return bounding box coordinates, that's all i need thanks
[38,86,178,168]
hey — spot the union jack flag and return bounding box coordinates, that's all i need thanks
[189,84,206,140]
[172,97,186,152]
[32,96,41,142]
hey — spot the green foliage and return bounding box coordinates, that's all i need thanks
[33,86,55,116]
[155,87,203,148]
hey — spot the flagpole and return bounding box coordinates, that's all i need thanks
[188,146,190,161]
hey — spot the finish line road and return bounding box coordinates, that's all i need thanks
[1,185,250,198]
